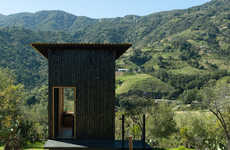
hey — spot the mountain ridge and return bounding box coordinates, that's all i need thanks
[0,0,217,33]
[0,0,227,47]
[0,0,230,100]
[0,10,97,32]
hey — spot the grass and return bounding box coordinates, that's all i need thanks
[116,73,174,95]
[168,146,193,150]
[0,142,44,150]
[174,110,212,126]
[24,142,44,149]
[169,66,205,75]
[116,74,152,94]
[216,76,230,87]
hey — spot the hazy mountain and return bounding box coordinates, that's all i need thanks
[0,10,97,32]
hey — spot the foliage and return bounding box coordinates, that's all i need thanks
[129,49,152,66]
[0,68,47,147]
[169,146,193,150]
[180,88,202,104]
[202,83,230,150]
[22,85,48,142]
[149,104,177,139]
[1,1,230,149]
[0,68,25,149]
[116,74,175,99]
[3,131,23,150]
[0,0,229,94]
[177,112,225,150]
[0,142,44,150]
[117,95,153,140]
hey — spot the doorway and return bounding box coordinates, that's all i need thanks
[52,86,76,139]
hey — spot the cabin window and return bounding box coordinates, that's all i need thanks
[52,86,76,139]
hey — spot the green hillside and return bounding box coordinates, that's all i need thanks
[0,11,97,32]
[116,74,174,99]
[0,0,229,101]
[0,27,78,87]
[2,1,230,149]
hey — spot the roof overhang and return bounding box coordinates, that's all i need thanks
[31,43,132,59]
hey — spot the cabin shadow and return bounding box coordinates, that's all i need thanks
[32,43,152,150]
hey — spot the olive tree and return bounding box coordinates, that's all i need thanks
[202,82,230,150]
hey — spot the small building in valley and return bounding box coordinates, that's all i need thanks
[32,43,151,150]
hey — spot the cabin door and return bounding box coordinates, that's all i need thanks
[53,87,76,139]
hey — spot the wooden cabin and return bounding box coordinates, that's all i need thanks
[32,43,151,150]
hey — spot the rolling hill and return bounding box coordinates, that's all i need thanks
[0,0,230,101]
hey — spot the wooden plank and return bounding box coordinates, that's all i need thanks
[48,51,52,138]
[76,52,80,139]
[95,54,99,139]
[53,88,59,137]
[86,55,90,139]
[52,87,55,138]
[112,51,116,140]
[103,51,108,139]
[74,87,77,138]
[76,53,80,138]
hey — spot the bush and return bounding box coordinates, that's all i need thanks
[177,113,224,150]
[180,89,202,104]
[148,103,177,147]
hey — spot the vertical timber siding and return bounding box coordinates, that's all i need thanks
[48,49,115,140]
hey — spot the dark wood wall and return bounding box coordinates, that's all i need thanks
[48,49,116,140]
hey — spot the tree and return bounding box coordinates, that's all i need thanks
[148,103,177,147]
[129,49,151,66]
[119,95,152,140]
[150,103,177,138]
[180,88,202,104]
[202,82,230,150]
[178,113,224,150]
[21,84,48,142]
[0,68,25,149]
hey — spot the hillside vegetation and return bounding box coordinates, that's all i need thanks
[116,74,174,99]
[0,0,230,101]
[2,0,230,149]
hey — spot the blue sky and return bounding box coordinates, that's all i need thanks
[1,0,211,18]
